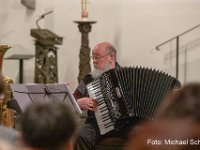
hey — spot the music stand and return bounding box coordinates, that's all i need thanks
[5,54,35,83]
[10,83,82,114]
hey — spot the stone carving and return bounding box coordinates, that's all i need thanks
[31,29,63,83]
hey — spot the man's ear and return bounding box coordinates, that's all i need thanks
[110,55,116,61]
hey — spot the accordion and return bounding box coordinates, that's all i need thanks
[86,66,180,135]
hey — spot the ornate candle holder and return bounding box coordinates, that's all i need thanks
[74,0,97,82]
[74,21,96,83]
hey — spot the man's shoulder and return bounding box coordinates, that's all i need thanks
[83,74,94,84]
[76,74,93,90]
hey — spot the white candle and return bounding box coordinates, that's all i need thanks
[81,0,88,20]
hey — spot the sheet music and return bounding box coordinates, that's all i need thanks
[10,84,33,113]
[10,83,82,114]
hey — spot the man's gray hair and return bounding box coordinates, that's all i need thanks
[106,45,117,57]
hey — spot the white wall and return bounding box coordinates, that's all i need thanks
[0,0,200,90]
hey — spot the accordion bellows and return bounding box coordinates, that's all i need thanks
[86,66,180,135]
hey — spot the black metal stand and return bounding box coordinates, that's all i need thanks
[5,54,35,83]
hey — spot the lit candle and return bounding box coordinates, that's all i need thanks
[81,0,83,13]
[81,0,88,20]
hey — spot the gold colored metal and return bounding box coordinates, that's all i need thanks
[2,76,14,106]
[0,45,15,128]
[2,108,15,128]
[0,45,11,71]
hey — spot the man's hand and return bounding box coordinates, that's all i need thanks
[77,97,97,111]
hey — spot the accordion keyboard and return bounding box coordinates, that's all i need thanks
[87,78,115,135]
[86,67,180,135]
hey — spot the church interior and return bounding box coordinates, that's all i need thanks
[0,0,200,150]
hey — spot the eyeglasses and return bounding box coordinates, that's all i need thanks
[91,54,109,61]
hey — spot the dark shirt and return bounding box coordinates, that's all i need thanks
[73,63,143,139]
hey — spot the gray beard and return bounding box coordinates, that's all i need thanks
[91,62,112,79]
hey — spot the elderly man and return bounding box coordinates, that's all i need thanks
[73,42,123,150]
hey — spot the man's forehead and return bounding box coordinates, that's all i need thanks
[92,45,107,55]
